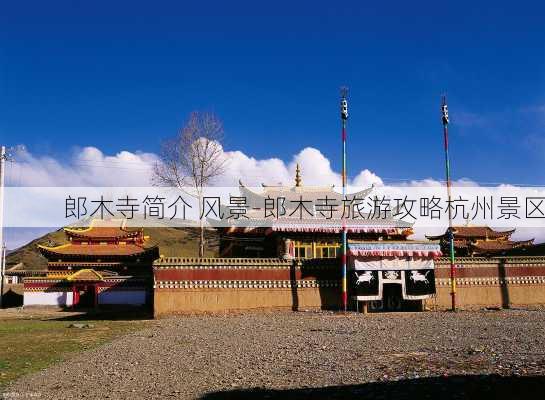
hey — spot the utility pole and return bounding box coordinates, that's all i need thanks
[0,146,6,308]
[340,87,349,312]
[441,97,456,311]
[0,243,5,308]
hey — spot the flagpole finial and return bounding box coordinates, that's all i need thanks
[340,86,349,120]
[441,94,449,125]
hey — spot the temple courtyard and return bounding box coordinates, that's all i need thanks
[2,309,545,399]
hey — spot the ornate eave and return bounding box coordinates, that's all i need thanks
[66,268,104,282]
[348,241,442,258]
[38,242,158,260]
[238,180,375,207]
[218,217,413,236]
[472,238,535,253]
[426,226,517,241]
[269,221,412,235]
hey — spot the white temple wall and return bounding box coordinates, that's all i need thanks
[98,290,146,305]
[24,291,73,307]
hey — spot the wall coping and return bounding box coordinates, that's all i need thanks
[154,256,545,268]
[435,256,545,265]
[154,257,292,267]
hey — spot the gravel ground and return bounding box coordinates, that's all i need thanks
[4,309,545,399]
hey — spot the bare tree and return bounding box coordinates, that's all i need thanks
[154,111,227,257]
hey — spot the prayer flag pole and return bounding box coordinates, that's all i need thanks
[340,87,349,311]
[441,95,457,311]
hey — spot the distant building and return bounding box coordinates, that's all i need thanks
[4,263,43,284]
[426,226,534,257]
[24,219,158,308]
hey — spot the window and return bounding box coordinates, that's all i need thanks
[316,242,340,258]
[294,242,312,259]
[294,241,340,259]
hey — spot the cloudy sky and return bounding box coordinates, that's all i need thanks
[3,145,383,188]
[3,144,542,249]
[1,1,545,248]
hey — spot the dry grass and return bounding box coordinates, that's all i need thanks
[0,310,151,390]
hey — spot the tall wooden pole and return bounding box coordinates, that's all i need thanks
[340,88,348,311]
[0,146,5,308]
[0,244,5,308]
[441,97,456,311]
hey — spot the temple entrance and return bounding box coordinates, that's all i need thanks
[74,285,96,308]
[366,284,424,312]
[383,284,403,311]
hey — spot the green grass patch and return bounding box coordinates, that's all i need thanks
[0,318,149,390]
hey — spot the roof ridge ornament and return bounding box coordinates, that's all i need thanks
[295,163,302,187]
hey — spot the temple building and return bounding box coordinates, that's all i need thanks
[203,166,443,311]
[218,165,416,259]
[24,219,159,308]
[151,169,545,315]
[426,226,534,257]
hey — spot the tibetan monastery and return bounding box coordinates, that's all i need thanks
[153,169,545,315]
[24,219,159,308]
[214,166,442,309]
[426,226,534,257]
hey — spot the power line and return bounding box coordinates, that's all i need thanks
[379,177,545,187]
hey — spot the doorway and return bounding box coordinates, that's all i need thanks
[383,283,403,311]
[74,285,96,308]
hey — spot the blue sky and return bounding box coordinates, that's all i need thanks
[1,0,545,185]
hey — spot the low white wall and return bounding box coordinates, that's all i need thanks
[98,290,146,305]
[24,291,73,307]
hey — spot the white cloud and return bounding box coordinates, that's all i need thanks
[512,227,545,243]
[219,146,385,188]
[352,169,384,187]
[7,144,384,189]
[291,147,340,186]
[4,144,387,249]
[6,146,159,187]
[5,144,545,247]
[218,150,291,187]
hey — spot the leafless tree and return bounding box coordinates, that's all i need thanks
[154,111,227,257]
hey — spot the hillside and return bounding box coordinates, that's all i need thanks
[6,227,220,271]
